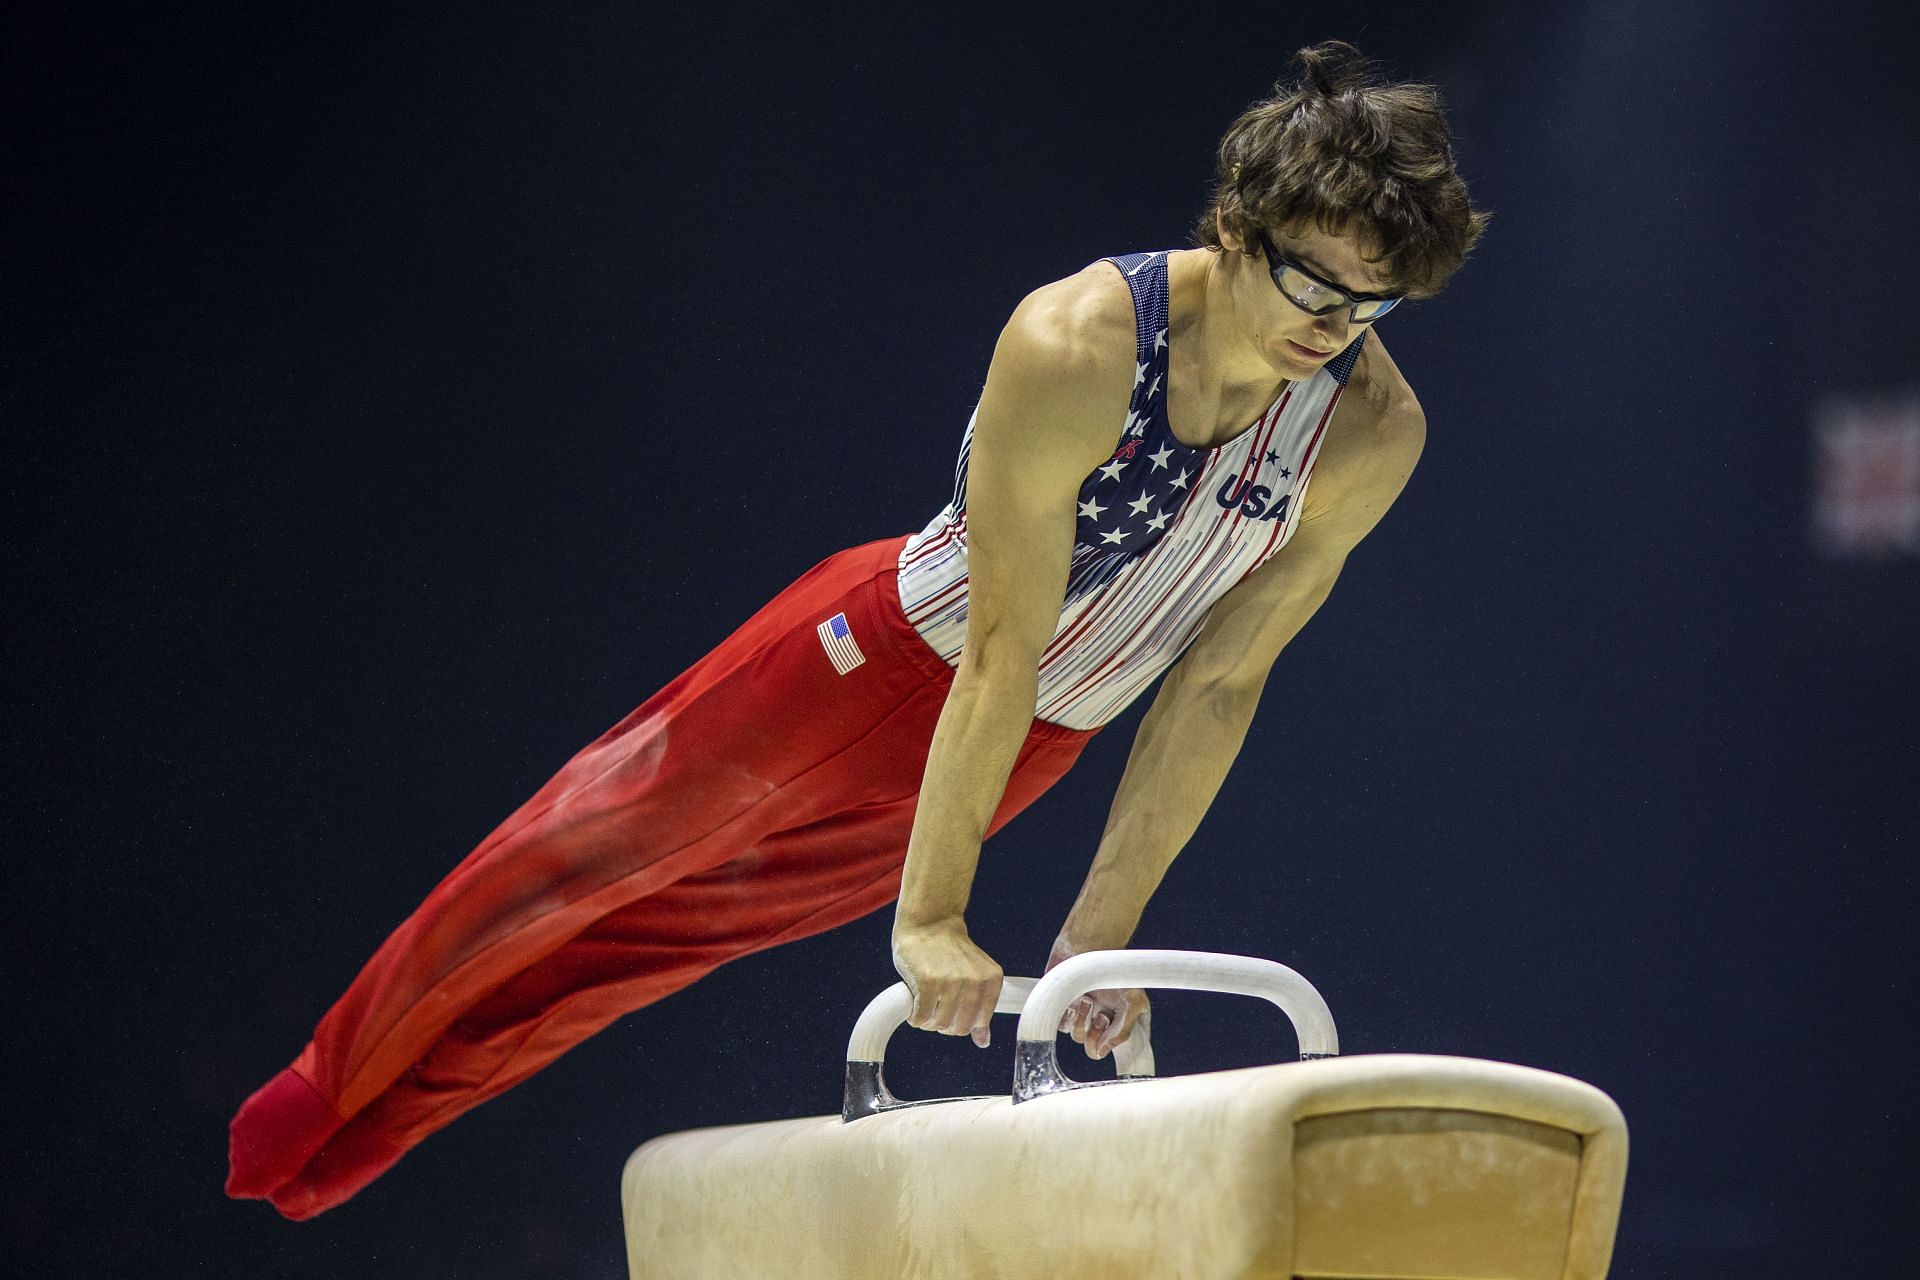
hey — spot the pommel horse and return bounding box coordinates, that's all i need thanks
[622,950,1628,1279]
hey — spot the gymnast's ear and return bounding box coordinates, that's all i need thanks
[1215,206,1254,256]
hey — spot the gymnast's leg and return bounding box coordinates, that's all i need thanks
[225,536,945,1203]
[265,720,1094,1219]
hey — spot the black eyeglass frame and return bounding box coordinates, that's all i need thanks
[1254,229,1404,324]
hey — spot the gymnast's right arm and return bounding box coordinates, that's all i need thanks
[892,274,1131,1046]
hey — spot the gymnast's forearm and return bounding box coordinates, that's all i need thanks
[894,657,1042,932]
[1056,664,1261,952]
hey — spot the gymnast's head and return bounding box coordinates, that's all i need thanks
[1194,40,1491,308]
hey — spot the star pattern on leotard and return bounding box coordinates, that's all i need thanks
[939,247,1369,616]
[1071,319,1200,562]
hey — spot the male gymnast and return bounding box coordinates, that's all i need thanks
[227,39,1488,1219]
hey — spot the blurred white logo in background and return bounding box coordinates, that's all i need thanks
[1812,390,1920,560]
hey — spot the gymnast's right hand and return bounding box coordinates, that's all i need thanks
[892,920,1004,1049]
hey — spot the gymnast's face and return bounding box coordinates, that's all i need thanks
[1220,215,1400,374]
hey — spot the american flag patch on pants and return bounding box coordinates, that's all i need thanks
[816,612,866,675]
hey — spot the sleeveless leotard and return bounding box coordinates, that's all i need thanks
[896,250,1366,730]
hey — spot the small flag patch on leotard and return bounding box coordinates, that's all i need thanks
[817,612,866,675]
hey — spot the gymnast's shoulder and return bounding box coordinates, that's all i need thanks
[989,259,1139,391]
[1282,330,1420,541]
[964,263,1138,487]
[1302,331,1427,526]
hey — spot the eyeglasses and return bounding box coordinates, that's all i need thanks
[1254,230,1403,324]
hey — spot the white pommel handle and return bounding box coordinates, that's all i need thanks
[841,974,1155,1122]
[843,950,1337,1118]
[1015,950,1339,1059]
[845,975,1154,1075]
[846,975,1034,1063]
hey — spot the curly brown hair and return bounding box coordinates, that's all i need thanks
[1191,41,1490,299]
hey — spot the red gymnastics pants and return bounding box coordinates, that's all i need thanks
[224,533,1098,1219]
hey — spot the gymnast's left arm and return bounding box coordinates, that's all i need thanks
[1049,384,1425,1059]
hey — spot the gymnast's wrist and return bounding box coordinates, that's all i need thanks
[892,909,970,939]
[1048,924,1131,969]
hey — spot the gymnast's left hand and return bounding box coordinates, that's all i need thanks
[1046,944,1150,1061]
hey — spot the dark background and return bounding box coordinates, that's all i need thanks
[10,2,1916,1276]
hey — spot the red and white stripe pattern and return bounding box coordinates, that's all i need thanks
[897,280,1353,729]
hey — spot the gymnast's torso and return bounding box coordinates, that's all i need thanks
[895,249,1370,731]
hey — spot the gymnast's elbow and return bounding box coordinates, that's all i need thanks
[952,625,1045,703]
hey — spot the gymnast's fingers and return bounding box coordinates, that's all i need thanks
[1087,1009,1114,1058]
[963,971,1003,1043]
[1101,994,1134,1053]
[930,983,968,1034]
[908,987,938,1030]
[1060,994,1092,1042]
[932,985,964,1035]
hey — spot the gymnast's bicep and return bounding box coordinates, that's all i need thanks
[960,281,1133,677]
